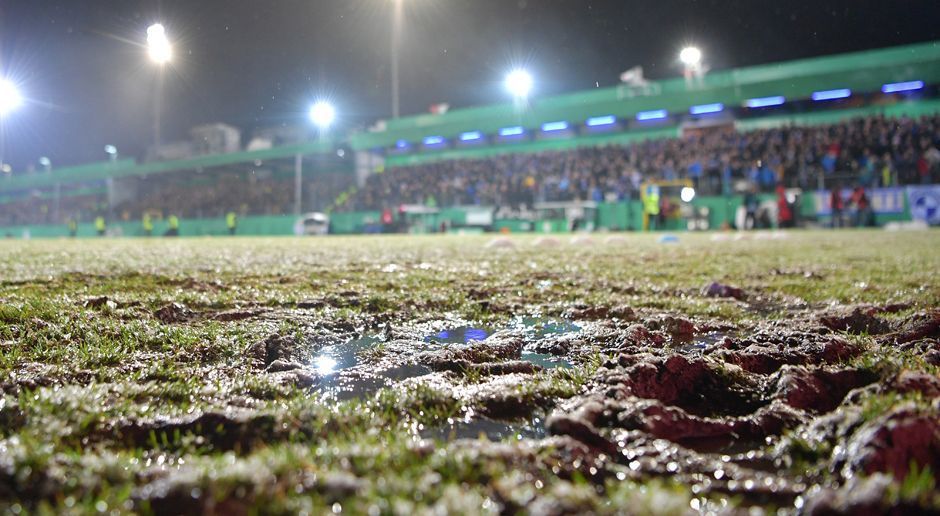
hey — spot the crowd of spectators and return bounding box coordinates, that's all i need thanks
[0,168,351,226]
[115,170,296,220]
[344,114,940,211]
[0,193,105,226]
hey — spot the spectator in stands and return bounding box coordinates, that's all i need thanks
[776,184,793,229]
[850,186,874,227]
[743,185,759,230]
[830,184,845,228]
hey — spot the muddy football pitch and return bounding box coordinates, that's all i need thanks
[1,230,939,514]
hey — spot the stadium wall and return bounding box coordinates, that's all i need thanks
[0,189,916,239]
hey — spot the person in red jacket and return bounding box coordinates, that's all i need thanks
[850,186,874,227]
[776,184,793,228]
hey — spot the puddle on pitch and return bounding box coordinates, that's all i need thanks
[510,316,582,338]
[426,317,579,369]
[422,414,547,442]
[312,336,382,375]
[425,326,492,345]
[312,316,581,401]
[675,332,730,354]
[312,336,432,401]
[521,351,573,369]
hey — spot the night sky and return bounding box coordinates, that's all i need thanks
[2,0,939,169]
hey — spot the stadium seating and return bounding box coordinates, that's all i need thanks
[342,114,940,211]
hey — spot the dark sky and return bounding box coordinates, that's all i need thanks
[2,0,939,169]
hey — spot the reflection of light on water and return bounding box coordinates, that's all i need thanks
[464,328,489,342]
[314,356,337,374]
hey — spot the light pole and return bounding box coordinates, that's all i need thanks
[0,78,23,175]
[147,24,172,149]
[390,0,403,118]
[679,46,704,87]
[302,101,336,215]
[105,145,118,163]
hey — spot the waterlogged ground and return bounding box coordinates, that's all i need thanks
[1,230,939,515]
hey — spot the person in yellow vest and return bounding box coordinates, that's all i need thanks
[142,213,153,237]
[94,216,106,237]
[642,185,660,231]
[226,212,238,236]
[67,218,78,238]
[165,214,180,237]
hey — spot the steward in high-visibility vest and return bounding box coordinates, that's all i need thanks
[67,218,78,238]
[165,215,180,237]
[642,185,660,231]
[94,216,106,236]
[142,213,153,237]
[226,212,238,235]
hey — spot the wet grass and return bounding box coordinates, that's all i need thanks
[0,230,938,513]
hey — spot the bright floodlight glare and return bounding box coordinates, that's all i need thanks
[309,101,336,128]
[38,157,51,167]
[147,24,172,64]
[505,69,533,98]
[104,145,117,155]
[680,187,696,203]
[679,46,702,66]
[0,79,23,116]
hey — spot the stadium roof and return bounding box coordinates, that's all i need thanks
[3,40,939,194]
[350,40,940,150]
[0,140,337,195]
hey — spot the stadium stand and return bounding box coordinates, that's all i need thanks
[341,114,940,211]
[2,114,938,226]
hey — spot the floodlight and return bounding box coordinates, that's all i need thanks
[689,103,723,115]
[39,157,51,168]
[636,110,667,121]
[147,24,172,64]
[541,121,569,132]
[104,145,117,155]
[882,81,924,94]
[812,89,851,101]
[309,101,336,128]
[499,126,524,137]
[679,47,702,66]
[586,115,617,127]
[745,96,785,108]
[505,69,533,98]
[0,79,23,116]
[680,187,696,203]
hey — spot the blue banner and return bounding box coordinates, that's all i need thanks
[906,185,940,225]
[813,187,906,216]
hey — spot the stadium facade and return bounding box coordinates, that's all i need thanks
[2,41,940,237]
